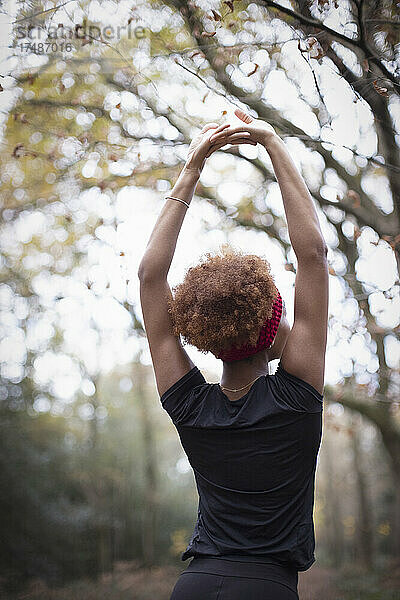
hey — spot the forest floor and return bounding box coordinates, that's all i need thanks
[5,559,400,600]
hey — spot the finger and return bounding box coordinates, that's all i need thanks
[204,122,230,136]
[199,130,248,153]
[212,131,251,140]
[209,126,248,142]
[201,122,229,134]
[200,122,218,133]
[205,141,256,158]
[209,133,255,145]
[205,138,256,157]
[234,108,253,124]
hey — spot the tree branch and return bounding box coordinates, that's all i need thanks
[256,0,399,88]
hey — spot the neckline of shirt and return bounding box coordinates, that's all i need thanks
[216,375,267,404]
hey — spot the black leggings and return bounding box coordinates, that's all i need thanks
[170,572,299,599]
[169,557,299,600]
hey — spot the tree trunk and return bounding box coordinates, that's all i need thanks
[322,434,345,568]
[326,385,400,558]
[350,416,374,570]
[135,362,158,567]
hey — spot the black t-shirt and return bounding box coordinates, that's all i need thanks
[160,363,323,572]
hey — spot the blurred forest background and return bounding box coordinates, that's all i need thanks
[0,0,399,598]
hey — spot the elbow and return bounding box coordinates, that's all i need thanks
[137,262,165,283]
[137,263,146,281]
[137,264,151,283]
[297,242,328,263]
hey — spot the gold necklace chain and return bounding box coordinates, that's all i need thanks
[219,375,260,393]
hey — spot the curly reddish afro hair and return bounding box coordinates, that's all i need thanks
[167,244,279,357]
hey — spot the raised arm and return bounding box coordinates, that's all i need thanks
[210,110,329,395]
[266,134,328,396]
[261,135,327,258]
[209,108,327,259]
[138,122,256,397]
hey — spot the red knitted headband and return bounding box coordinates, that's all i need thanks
[215,290,283,362]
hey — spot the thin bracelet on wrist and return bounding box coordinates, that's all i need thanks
[183,164,201,176]
[165,196,190,209]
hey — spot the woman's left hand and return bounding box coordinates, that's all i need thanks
[185,122,256,176]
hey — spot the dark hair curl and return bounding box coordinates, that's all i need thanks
[167,244,279,357]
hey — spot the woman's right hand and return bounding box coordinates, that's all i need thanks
[209,108,277,146]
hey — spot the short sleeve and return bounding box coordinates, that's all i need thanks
[159,366,207,424]
[271,364,323,413]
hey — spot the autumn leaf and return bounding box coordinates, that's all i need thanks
[202,30,216,37]
[202,91,209,102]
[284,263,295,272]
[307,37,318,47]
[347,189,360,207]
[78,134,90,144]
[221,110,227,115]
[12,143,24,158]
[353,226,361,241]
[127,10,137,25]
[299,37,324,60]
[116,102,121,109]
[247,63,259,76]
[310,46,325,60]
[190,50,205,59]
[224,1,234,13]
[328,266,336,276]
[373,80,389,97]
[211,9,222,21]
[307,37,324,59]
[120,251,125,256]
[13,113,28,123]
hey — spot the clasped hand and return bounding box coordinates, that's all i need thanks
[185,108,276,175]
